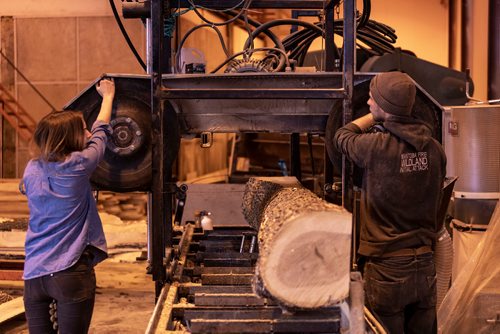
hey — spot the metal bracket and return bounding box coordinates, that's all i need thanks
[173,184,188,226]
[200,132,213,148]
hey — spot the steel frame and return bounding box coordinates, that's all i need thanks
[148,0,356,295]
[169,0,339,9]
[124,0,342,17]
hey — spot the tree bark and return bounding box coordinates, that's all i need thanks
[243,177,352,310]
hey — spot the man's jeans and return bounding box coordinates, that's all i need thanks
[364,253,437,334]
[24,250,96,334]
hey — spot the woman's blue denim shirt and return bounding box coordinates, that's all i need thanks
[21,120,112,280]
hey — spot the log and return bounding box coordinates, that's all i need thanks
[242,177,352,310]
[242,176,301,231]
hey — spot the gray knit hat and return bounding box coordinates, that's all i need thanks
[369,71,416,116]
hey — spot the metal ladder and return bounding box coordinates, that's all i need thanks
[0,83,36,142]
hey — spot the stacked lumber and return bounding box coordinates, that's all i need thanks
[97,191,147,221]
[242,177,352,311]
[0,180,148,222]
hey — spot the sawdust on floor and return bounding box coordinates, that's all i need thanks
[0,207,156,333]
[1,254,156,333]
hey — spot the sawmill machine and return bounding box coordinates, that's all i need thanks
[62,0,484,332]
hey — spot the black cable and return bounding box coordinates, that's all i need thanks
[321,19,396,54]
[191,0,247,13]
[356,30,394,53]
[285,29,318,53]
[279,18,395,62]
[280,23,339,65]
[226,10,287,70]
[227,11,285,70]
[190,0,397,73]
[296,38,318,65]
[175,24,230,73]
[364,23,397,43]
[187,0,252,26]
[242,19,323,71]
[297,41,315,66]
[307,134,315,177]
[243,19,324,50]
[109,0,146,71]
[282,28,317,51]
[367,20,397,38]
[357,0,371,28]
[289,34,316,60]
[243,7,254,50]
[261,53,281,65]
[355,43,378,57]
[227,9,283,48]
[210,47,291,73]
[0,48,57,111]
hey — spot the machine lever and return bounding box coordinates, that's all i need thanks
[173,184,188,226]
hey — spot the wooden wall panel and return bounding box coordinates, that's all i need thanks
[1,17,16,178]
[78,17,145,80]
[16,18,77,82]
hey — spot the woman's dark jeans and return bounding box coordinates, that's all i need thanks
[364,253,437,334]
[24,251,96,334]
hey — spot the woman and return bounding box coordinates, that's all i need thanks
[20,78,115,333]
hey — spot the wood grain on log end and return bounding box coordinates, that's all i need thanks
[258,210,352,309]
[244,177,352,310]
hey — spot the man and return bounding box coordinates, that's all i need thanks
[333,71,446,334]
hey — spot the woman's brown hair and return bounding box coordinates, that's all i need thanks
[31,110,87,162]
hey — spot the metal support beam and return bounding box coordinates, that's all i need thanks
[325,2,336,72]
[162,87,346,100]
[124,0,340,18]
[323,1,336,201]
[171,0,337,9]
[290,133,301,181]
[341,0,356,208]
[0,17,16,178]
[460,0,472,72]
[150,0,168,299]
[340,0,357,272]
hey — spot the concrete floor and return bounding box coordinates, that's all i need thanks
[0,181,248,332]
[0,178,155,333]
[1,257,156,333]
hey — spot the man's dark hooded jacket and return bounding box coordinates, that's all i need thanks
[334,115,447,257]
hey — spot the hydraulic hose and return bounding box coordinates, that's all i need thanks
[187,0,252,26]
[242,19,323,71]
[210,47,291,73]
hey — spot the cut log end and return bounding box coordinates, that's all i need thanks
[257,211,352,309]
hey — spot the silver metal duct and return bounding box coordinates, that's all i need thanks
[443,105,499,225]
[444,105,500,195]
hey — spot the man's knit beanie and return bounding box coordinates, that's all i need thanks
[369,71,416,116]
